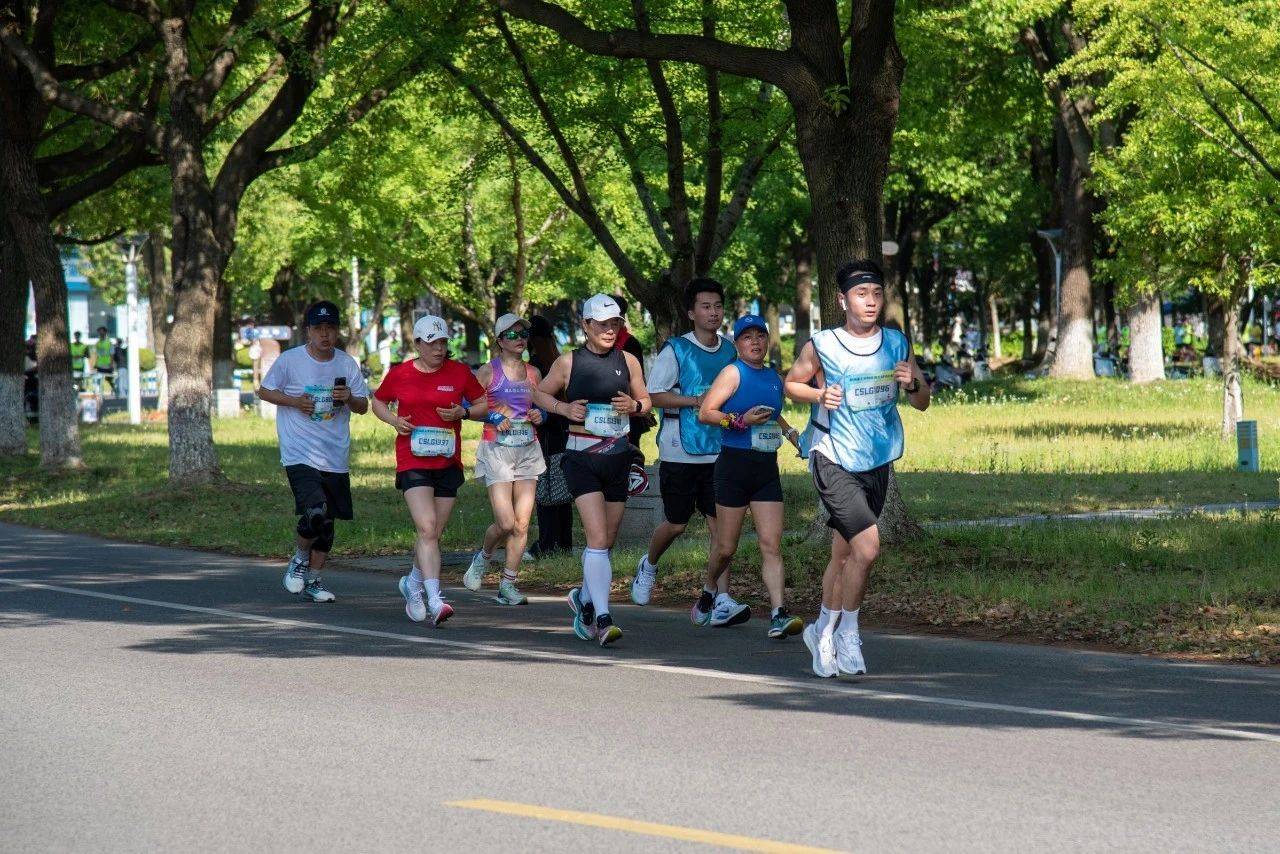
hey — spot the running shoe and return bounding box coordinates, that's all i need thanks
[463,551,489,591]
[399,575,427,622]
[630,556,656,605]
[596,614,622,647]
[301,576,335,603]
[569,587,595,640]
[496,578,527,606]
[690,590,714,626]
[767,608,804,639]
[710,596,751,628]
[834,632,867,676]
[283,555,308,594]
[429,599,454,627]
[803,624,838,678]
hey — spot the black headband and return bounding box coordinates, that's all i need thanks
[838,270,884,293]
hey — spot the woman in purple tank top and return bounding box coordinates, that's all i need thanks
[462,314,548,606]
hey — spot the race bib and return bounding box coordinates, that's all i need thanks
[750,421,783,453]
[495,420,535,447]
[584,403,628,438]
[840,371,898,412]
[410,426,457,458]
[305,383,335,421]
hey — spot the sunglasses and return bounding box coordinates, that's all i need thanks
[499,328,531,340]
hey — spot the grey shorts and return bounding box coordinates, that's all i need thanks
[474,440,547,485]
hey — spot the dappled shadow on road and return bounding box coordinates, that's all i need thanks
[3,524,1278,746]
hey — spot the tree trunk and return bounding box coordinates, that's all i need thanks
[1032,235,1054,364]
[1220,271,1247,439]
[793,235,814,352]
[398,297,415,356]
[143,230,171,412]
[212,275,234,389]
[1047,119,1095,379]
[267,264,296,327]
[1022,280,1036,363]
[878,466,923,545]
[1126,291,1164,383]
[762,298,782,366]
[163,112,222,482]
[0,133,81,468]
[917,258,936,354]
[1102,280,1119,354]
[0,216,28,455]
[988,293,1002,361]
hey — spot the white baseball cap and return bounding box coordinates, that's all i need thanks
[412,314,450,343]
[582,294,623,322]
[494,313,527,336]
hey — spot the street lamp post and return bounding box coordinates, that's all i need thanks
[1036,228,1063,362]
[118,234,148,425]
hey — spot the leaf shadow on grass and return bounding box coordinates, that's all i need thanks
[3,523,1279,745]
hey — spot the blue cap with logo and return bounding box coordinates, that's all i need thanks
[304,300,341,327]
[732,314,769,340]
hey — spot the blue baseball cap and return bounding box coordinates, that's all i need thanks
[304,300,341,327]
[733,314,768,340]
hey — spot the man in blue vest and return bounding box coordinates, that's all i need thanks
[785,260,931,678]
[631,278,750,627]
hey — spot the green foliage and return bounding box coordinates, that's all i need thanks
[138,348,156,372]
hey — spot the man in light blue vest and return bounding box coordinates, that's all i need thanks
[786,260,931,677]
[631,278,750,627]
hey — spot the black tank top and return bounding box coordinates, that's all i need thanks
[566,346,630,403]
[565,346,631,454]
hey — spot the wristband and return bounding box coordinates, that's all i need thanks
[461,404,471,419]
[633,398,642,414]
[730,414,749,431]
[485,411,507,426]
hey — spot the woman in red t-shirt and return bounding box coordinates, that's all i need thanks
[372,315,487,627]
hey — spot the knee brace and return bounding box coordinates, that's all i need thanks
[311,518,335,553]
[296,501,328,539]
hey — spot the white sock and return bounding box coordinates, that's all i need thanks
[816,605,837,640]
[641,554,656,572]
[294,546,309,563]
[703,584,716,596]
[583,547,612,618]
[836,608,860,637]
[410,564,424,584]
[772,607,782,619]
[479,549,492,561]
[425,578,442,605]
[502,569,518,584]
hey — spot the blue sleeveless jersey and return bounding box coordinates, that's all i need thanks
[810,327,909,472]
[664,334,735,456]
[720,360,784,451]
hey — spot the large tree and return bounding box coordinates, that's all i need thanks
[2,1,448,481]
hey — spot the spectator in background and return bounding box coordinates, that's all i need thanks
[527,315,572,558]
[93,326,115,395]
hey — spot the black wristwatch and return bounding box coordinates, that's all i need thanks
[633,398,642,414]
[461,404,472,419]
[905,378,920,394]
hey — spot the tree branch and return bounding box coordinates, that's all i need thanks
[613,123,676,256]
[195,0,261,107]
[0,17,164,149]
[495,0,806,95]
[203,53,284,134]
[43,140,160,217]
[101,0,162,27]
[53,228,125,245]
[54,34,156,81]
[693,0,723,274]
[709,116,790,262]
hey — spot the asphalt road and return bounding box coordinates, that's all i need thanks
[1,522,1276,852]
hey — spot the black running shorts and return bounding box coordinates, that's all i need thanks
[561,450,631,503]
[396,466,465,497]
[285,464,354,519]
[713,447,783,508]
[810,453,889,540]
[658,461,718,524]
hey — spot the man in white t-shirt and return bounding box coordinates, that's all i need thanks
[630,279,750,627]
[257,301,369,603]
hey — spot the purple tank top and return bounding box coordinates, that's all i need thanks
[482,358,536,443]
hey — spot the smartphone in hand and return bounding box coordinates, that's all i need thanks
[333,375,346,409]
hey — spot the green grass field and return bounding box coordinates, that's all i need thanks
[2,375,1277,663]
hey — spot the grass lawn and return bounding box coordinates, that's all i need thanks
[1,375,1277,663]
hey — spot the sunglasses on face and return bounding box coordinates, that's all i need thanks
[499,328,531,341]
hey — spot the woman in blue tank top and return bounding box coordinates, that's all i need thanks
[696,315,804,641]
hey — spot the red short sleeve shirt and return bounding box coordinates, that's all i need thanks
[374,359,485,471]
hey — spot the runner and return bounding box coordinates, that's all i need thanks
[697,314,804,639]
[372,314,488,627]
[785,261,930,677]
[256,300,370,604]
[532,294,651,647]
[463,313,547,606]
[93,326,114,395]
[631,278,749,628]
[69,332,87,382]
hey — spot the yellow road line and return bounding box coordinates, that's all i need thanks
[446,798,845,853]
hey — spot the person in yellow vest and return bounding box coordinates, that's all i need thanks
[69,332,88,378]
[93,326,115,395]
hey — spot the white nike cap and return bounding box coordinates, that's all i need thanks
[494,313,527,336]
[413,314,450,343]
[582,294,623,322]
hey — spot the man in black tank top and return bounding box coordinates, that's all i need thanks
[534,294,652,648]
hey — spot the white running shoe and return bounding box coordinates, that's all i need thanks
[803,624,838,678]
[496,578,527,606]
[399,576,427,622]
[834,632,867,676]
[631,556,656,605]
[463,551,489,591]
[301,576,335,603]
[709,595,751,627]
[283,555,308,594]
[429,599,454,626]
